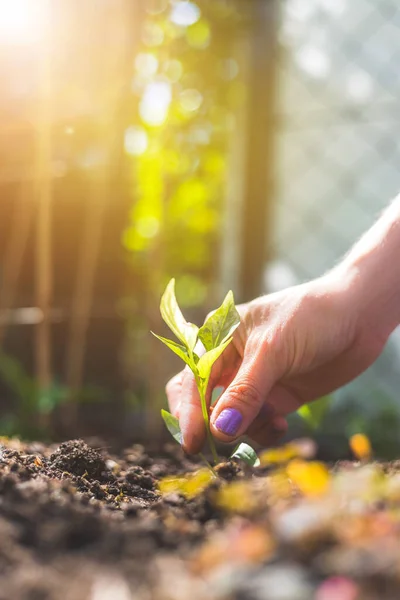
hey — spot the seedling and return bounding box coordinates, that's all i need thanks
[153,279,259,468]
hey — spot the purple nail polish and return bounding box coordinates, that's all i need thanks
[215,408,242,436]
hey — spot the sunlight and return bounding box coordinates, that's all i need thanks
[124,126,149,156]
[296,45,330,79]
[170,1,200,27]
[0,0,47,45]
[139,80,172,126]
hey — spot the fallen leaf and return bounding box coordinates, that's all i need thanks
[286,460,330,497]
[349,433,372,461]
[216,481,258,513]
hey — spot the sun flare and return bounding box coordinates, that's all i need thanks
[0,0,47,45]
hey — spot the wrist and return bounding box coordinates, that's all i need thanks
[338,196,400,341]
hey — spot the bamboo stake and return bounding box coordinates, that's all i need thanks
[35,1,53,426]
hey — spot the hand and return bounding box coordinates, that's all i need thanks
[166,268,390,454]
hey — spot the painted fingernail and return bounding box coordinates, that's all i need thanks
[215,408,243,436]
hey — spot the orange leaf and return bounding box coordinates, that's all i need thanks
[349,434,372,461]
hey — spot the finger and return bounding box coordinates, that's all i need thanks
[179,344,240,455]
[165,371,185,417]
[245,384,306,447]
[178,367,206,454]
[263,384,303,417]
[247,421,287,448]
[210,335,278,442]
[246,403,288,447]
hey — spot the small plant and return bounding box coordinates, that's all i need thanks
[153,279,259,468]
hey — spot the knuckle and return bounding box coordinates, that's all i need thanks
[264,328,284,359]
[256,332,272,353]
[227,379,262,410]
[249,331,279,367]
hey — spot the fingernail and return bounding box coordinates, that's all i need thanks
[215,408,243,436]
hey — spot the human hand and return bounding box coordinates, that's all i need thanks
[166,267,390,454]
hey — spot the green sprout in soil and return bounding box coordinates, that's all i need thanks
[153,279,259,469]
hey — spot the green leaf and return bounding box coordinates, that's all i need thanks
[160,279,199,351]
[151,332,195,369]
[197,337,233,379]
[198,291,240,351]
[297,395,331,430]
[231,442,260,467]
[161,409,183,445]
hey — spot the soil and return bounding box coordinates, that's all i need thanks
[0,438,399,600]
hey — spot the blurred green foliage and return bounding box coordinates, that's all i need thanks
[123,0,247,305]
[297,396,332,430]
[0,352,106,439]
[291,386,400,461]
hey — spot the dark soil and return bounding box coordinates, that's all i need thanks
[0,438,399,600]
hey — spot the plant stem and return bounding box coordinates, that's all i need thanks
[198,380,219,465]
[206,423,219,465]
[199,452,216,475]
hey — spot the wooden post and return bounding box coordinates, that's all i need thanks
[64,0,138,431]
[238,0,279,302]
[0,182,34,348]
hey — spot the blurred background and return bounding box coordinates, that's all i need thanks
[0,0,399,457]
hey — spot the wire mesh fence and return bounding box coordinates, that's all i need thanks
[265,0,400,450]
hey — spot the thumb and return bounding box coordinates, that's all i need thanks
[210,337,276,442]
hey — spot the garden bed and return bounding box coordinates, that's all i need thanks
[0,437,399,600]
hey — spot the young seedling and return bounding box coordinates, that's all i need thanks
[153,279,259,468]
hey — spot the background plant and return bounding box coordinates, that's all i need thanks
[0,352,106,439]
